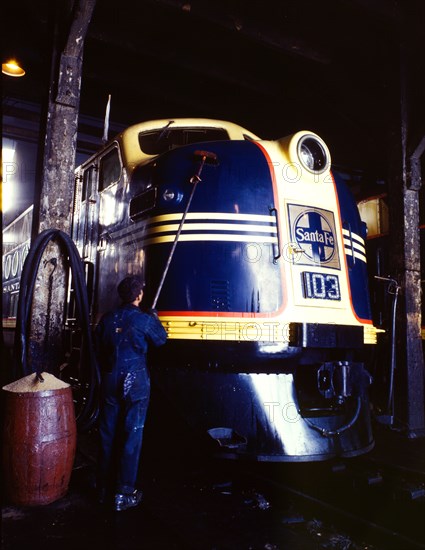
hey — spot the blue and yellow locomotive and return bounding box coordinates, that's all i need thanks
[72,118,380,461]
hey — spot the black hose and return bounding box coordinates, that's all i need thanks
[374,275,400,420]
[386,280,400,416]
[13,229,100,430]
[302,396,362,437]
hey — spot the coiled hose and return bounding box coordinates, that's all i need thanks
[14,229,100,430]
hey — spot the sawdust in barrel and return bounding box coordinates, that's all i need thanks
[2,372,70,393]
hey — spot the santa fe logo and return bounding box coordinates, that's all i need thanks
[288,205,340,269]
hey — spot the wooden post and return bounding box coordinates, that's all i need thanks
[387,3,425,437]
[29,0,96,374]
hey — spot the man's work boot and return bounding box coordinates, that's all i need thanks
[113,489,143,511]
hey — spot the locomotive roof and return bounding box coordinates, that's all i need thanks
[78,118,261,172]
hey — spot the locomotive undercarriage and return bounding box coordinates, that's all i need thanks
[150,340,374,461]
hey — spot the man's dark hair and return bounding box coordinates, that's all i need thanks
[117,276,145,303]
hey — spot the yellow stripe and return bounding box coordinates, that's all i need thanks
[344,249,367,263]
[364,324,385,345]
[343,237,366,254]
[342,228,365,245]
[160,317,287,341]
[159,316,383,344]
[137,234,278,246]
[145,222,277,236]
[149,212,275,223]
[343,235,367,262]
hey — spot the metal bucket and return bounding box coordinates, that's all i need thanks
[2,386,77,506]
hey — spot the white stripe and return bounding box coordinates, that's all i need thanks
[343,237,366,254]
[145,222,277,237]
[149,212,275,223]
[130,233,278,246]
[112,213,276,242]
[342,228,365,246]
[344,248,367,263]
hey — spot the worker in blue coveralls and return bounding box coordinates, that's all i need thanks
[95,275,167,511]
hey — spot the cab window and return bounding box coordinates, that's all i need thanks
[99,147,121,191]
[138,127,228,155]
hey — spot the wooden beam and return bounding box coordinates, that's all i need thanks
[142,0,330,64]
[35,0,96,235]
[29,0,96,375]
[387,2,425,437]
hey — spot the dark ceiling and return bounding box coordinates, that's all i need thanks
[2,0,424,178]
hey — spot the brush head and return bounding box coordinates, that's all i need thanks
[193,150,219,165]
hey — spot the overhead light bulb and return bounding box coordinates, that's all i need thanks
[2,59,26,77]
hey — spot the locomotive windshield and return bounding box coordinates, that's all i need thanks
[138,127,229,155]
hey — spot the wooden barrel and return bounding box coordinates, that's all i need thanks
[2,386,77,506]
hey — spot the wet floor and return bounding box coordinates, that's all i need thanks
[1,431,319,550]
[2,421,424,550]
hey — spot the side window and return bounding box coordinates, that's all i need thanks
[99,147,121,191]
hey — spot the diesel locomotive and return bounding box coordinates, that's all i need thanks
[68,118,380,461]
[2,118,385,460]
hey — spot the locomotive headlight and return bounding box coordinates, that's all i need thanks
[297,135,329,174]
[163,189,175,201]
[162,188,183,203]
[277,131,331,182]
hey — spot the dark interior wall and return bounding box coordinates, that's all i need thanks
[2,0,423,223]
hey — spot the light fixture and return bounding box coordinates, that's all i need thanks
[2,59,26,77]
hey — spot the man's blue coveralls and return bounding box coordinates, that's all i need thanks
[95,304,167,495]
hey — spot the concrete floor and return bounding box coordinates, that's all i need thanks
[1,393,424,550]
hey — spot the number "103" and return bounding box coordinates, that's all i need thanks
[302,271,341,301]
